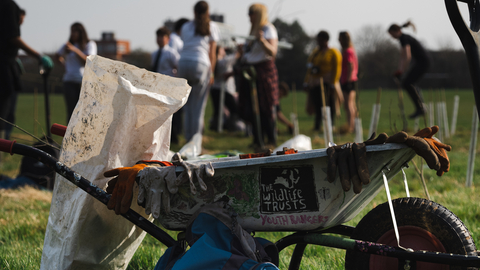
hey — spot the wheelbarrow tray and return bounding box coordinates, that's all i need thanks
[158,143,415,231]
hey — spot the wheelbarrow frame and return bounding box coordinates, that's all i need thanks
[1,138,480,269]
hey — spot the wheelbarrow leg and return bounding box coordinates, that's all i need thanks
[288,243,307,270]
[445,0,480,116]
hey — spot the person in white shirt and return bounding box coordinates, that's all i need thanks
[169,18,188,54]
[56,22,96,122]
[177,1,219,142]
[150,27,179,77]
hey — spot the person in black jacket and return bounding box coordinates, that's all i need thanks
[0,0,53,141]
[388,21,430,119]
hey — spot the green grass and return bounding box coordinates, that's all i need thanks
[1,89,480,269]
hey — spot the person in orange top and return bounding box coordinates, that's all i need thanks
[304,30,342,131]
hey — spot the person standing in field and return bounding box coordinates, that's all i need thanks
[0,0,53,142]
[388,21,430,119]
[304,30,342,131]
[169,18,188,53]
[238,3,279,149]
[338,31,358,134]
[150,27,179,77]
[209,45,240,132]
[169,18,189,144]
[4,8,25,140]
[177,1,219,142]
[55,22,97,123]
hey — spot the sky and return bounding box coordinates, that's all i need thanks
[16,0,470,54]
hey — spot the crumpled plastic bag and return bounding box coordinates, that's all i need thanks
[40,55,191,270]
[273,134,313,152]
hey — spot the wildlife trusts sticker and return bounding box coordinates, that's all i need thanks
[260,165,318,214]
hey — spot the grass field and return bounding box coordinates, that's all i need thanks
[1,88,480,269]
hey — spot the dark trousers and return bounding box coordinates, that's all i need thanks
[5,91,18,139]
[311,83,336,130]
[402,62,429,111]
[171,108,183,144]
[63,81,82,123]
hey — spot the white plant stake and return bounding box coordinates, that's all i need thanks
[368,88,382,136]
[355,117,363,143]
[429,102,435,127]
[466,105,479,187]
[368,104,381,137]
[436,102,444,142]
[442,102,450,139]
[290,112,299,137]
[451,95,460,136]
[323,106,334,148]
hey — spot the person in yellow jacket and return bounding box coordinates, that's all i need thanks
[304,30,343,131]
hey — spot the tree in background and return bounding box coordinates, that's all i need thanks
[273,18,311,89]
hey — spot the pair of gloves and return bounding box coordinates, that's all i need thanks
[105,153,214,218]
[327,126,451,194]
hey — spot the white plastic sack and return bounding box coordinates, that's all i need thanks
[273,134,313,152]
[40,55,191,270]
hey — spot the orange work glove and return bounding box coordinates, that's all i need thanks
[413,126,451,176]
[386,126,451,176]
[105,164,148,215]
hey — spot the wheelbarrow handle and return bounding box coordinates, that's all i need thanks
[0,138,177,247]
[51,123,67,137]
[445,0,480,116]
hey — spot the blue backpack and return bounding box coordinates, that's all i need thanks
[154,200,280,270]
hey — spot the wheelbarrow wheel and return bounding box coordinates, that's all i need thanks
[344,197,477,270]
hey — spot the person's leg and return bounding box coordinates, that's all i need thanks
[311,86,322,130]
[263,105,277,146]
[348,90,357,131]
[4,91,16,139]
[171,108,182,144]
[324,82,335,127]
[178,60,210,142]
[402,63,429,118]
[209,88,220,130]
[0,63,15,138]
[63,81,82,123]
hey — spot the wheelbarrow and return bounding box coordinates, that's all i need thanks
[1,122,479,269]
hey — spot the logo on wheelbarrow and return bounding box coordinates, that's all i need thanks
[260,166,318,214]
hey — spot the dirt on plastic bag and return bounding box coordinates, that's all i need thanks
[40,55,190,270]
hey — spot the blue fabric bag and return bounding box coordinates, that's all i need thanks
[154,200,279,270]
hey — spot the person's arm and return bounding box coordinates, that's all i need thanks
[256,29,278,58]
[66,42,88,64]
[399,44,411,72]
[208,41,217,84]
[10,36,40,59]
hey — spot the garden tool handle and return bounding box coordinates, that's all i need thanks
[51,123,67,137]
[0,139,177,247]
